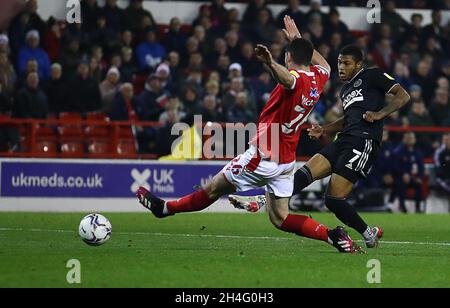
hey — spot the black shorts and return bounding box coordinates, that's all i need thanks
[319,134,380,184]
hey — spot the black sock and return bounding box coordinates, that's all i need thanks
[293,165,314,195]
[325,196,368,234]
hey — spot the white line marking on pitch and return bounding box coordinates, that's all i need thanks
[0,227,449,247]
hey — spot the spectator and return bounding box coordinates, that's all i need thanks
[81,0,100,32]
[99,66,121,114]
[201,95,223,123]
[243,0,269,26]
[66,60,102,112]
[407,100,436,155]
[393,61,413,91]
[434,133,450,195]
[381,0,409,39]
[412,59,435,101]
[306,0,326,21]
[371,39,396,72]
[167,51,181,88]
[224,30,240,62]
[239,42,261,77]
[391,132,426,213]
[120,47,136,83]
[0,34,10,55]
[324,96,344,124]
[249,71,274,113]
[181,85,200,116]
[110,83,138,121]
[124,0,156,33]
[25,0,46,38]
[43,63,67,113]
[58,37,81,80]
[0,51,17,96]
[0,81,20,152]
[14,72,48,119]
[43,18,61,62]
[156,108,182,157]
[277,0,305,29]
[429,87,450,126]
[227,92,255,123]
[18,30,51,80]
[325,7,351,43]
[422,10,445,42]
[101,0,124,32]
[403,13,424,43]
[88,15,115,55]
[249,8,276,45]
[205,79,221,99]
[159,96,186,125]
[136,74,168,122]
[209,0,228,27]
[164,17,187,53]
[136,28,166,71]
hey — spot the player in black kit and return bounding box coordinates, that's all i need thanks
[230,44,411,249]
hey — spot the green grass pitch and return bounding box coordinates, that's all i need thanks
[0,212,449,288]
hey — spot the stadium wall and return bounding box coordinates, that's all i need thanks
[37,0,450,31]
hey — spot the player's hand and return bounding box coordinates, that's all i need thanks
[255,44,273,65]
[308,124,324,140]
[282,15,302,41]
[282,15,302,42]
[363,111,383,123]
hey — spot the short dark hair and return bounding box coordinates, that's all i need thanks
[339,44,364,63]
[286,38,314,66]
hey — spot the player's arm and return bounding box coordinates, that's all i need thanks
[308,116,345,140]
[364,84,411,123]
[256,44,295,89]
[282,15,331,73]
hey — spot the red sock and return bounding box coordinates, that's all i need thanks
[281,214,329,242]
[167,190,216,214]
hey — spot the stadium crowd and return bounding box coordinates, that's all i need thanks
[0,0,449,210]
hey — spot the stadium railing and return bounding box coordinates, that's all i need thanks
[0,117,449,162]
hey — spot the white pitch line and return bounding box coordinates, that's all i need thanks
[0,227,450,247]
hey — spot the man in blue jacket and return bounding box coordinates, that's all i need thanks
[18,30,50,80]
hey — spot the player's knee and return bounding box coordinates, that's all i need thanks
[267,208,288,229]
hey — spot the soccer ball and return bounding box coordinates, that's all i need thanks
[79,214,112,246]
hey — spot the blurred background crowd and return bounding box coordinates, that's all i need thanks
[0,0,449,211]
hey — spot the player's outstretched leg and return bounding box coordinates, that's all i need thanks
[137,172,236,218]
[265,193,363,253]
[230,157,331,212]
[325,174,383,248]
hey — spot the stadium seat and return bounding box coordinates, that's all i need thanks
[132,73,147,95]
[84,125,110,138]
[119,127,134,139]
[58,126,84,139]
[88,141,110,155]
[36,140,58,156]
[59,112,83,121]
[61,142,85,158]
[86,112,109,122]
[117,139,137,156]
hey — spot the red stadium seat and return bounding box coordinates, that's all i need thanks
[58,126,84,139]
[119,127,134,138]
[85,125,110,138]
[88,141,110,155]
[132,73,147,95]
[36,140,58,156]
[61,142,85,157]
[36,126,56,138]
[86,112,109,121]
[117,139,137,156]
[59,112,83,121]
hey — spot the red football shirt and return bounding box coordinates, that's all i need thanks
[250,65,330,164]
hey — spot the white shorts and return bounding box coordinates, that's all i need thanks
[222,146,296,198]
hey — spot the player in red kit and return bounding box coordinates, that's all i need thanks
[137,16,363,253]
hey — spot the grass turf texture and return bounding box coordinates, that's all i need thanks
[0,212,449,288]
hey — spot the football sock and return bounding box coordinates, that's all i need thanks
[280,214,329,242]
[325,196,368,234]
[166,190,216,214]
[293,165,314,194]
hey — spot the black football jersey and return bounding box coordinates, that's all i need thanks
[340,68,399,143]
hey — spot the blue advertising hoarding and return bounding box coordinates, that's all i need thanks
[0,159,265,198]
